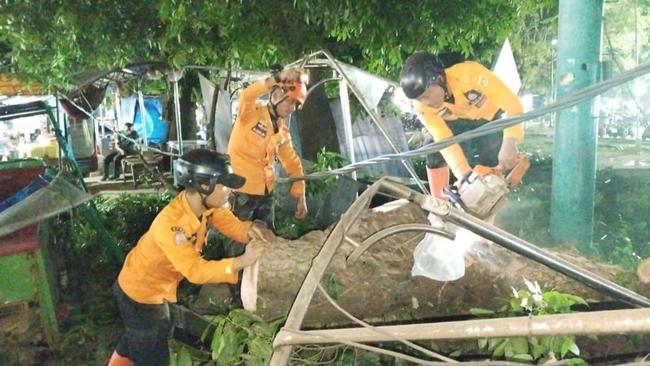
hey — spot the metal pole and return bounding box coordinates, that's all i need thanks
[274,308,650,346]
[270,181,385,366]
[137,90,149,150]
[374,180,650,307]
[445,208,650,307]
[550,0,603,252]
[339,78,357,180]
[172,77,184,155]
[321,50,429,195]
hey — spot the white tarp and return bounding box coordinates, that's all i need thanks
[492,39,522,95]
[199,73,233,153]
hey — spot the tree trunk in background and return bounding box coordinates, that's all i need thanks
[167,70,201,144]
[193,201,647,327]
[181,71,199,142]
[294,69,340,161]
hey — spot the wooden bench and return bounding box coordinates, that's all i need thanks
[121,151,164,188]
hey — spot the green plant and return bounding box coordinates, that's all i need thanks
[200,310,285,366]
[594,168,650,270]
[274,215,318,240]
[306,147,346,198]
[468,279,587,364]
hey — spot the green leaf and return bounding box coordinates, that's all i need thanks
[493,340,507,357]
[449,350,462,358]
[512,354,534,362]
[560,338,575,358]
[177,346,193,366]
[469,308,496,317]
[488,337,502,352]
[477,338,488,350]
[511,337,529,355]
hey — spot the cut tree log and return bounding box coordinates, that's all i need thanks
[193,200,647,328]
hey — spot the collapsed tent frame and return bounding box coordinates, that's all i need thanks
[288,49,428,193]
[269,178,650,365]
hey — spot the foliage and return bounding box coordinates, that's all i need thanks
[507,0,558,95]
[274,215,318,240]
[171,310,284,366]
[594,168,650,270]
[468,280,587,364]
[306,147,346,197]
[411,156,428,180]
[1,0,544,89]
[78,191,174,257]
[501,158,650,271]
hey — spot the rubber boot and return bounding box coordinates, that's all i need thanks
[107,351,134,366]
[426,166,450,199]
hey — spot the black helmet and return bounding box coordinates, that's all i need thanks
[173,149,245,195]
[400,51,445,99]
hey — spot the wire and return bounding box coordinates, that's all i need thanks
[316,283,456,363]
[278,61,650,183]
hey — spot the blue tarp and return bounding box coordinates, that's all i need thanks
[0,175,53,213]
[132,97,169,144]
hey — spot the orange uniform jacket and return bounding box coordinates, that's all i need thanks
[117,191,252,304]
[414,61,524,178]
[228,81,305,197]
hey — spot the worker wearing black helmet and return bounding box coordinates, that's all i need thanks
[400,51,524,199]
[107,149,274,366]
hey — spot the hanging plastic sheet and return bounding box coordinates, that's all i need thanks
[133,97,169,145]
[338,62,389,111]
[199,73,233,153]
[0,174,94,237]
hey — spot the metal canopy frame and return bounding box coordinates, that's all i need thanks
[269,178,650,365]
[287,50,428,194]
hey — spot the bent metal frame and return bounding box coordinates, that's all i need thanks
[269,178,650,365]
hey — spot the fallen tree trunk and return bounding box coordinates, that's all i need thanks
[193,200,648,327]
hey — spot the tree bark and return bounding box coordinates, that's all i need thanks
[193,201,648,328]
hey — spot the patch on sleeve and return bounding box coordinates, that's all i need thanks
[251,121,268,137]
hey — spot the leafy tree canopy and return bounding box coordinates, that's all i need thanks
[1,0,545,89]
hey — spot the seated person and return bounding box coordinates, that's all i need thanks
[102,123,139,181]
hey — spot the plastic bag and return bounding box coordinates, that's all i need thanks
[411,214,469,281]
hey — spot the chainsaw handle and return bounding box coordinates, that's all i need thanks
[472,154,530,188]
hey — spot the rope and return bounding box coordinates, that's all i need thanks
[278,61,650,183]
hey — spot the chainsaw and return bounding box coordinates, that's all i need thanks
[443,155,530,219]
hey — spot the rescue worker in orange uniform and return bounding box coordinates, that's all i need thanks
[107,149,274,366]
[400,51,524,198]
[224,67,308,306]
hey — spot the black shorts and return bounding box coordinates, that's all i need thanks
[113,282,171,366]
[425,118,503,170]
